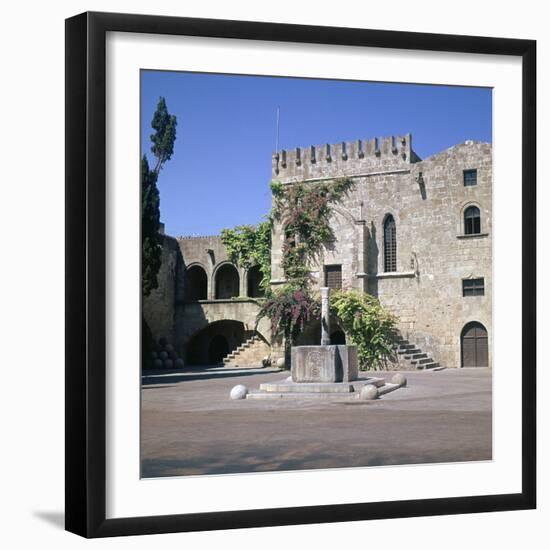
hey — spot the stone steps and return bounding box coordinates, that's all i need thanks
[222,334,270,367]
[247,381,401,400]
[397,339,440,370]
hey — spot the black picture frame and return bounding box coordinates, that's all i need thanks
[65,11,536,538]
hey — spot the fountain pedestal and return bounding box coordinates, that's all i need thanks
[291,345,358,383]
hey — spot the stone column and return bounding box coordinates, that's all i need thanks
[320,287,330,346]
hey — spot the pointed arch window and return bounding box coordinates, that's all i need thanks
[384,215,397,272]
[464,205,481,235]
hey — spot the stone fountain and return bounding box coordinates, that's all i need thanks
[291,287,358,384]
[242,287,406,400]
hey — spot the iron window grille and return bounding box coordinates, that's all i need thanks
[463,169,478,186]
[324,265,342,289]
[462,278,485,296]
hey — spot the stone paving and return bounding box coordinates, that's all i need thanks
[141,367,492,478]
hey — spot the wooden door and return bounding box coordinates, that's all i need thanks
[461,322,488,367]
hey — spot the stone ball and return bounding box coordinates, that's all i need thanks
[391,373,407,387]
[169,350,177,360]
[163,359,173,369]
[174,358,184,369]
[158,337,168,348]
[276,357,285,369]
[165,343,174,353]
[359,384,379,400]
[153,359,163,369]
[230,385,248,400]
[159,351,168,360]
[150,351,158,360]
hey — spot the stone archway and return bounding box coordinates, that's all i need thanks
[295,319,345,346]
[184,264,208,301]
[186,320,245,365]
[247,265,264,298]
[215,263,240,299]
[208,334,229,364]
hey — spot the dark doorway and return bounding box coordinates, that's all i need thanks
[247,265,264,298]
[208,335,229,364]
[186,320,245,365]
[330,330,346,345]
[295,319,345,346]
[184,265,208,301]
[461,321,488,367]
[215,264,240,299]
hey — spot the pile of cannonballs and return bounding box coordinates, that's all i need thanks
[150,337,184,369]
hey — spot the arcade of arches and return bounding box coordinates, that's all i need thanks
[184,263,265,302]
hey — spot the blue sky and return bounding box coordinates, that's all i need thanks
[141,71,492,237]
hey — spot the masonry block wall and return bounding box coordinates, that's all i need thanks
[272,136,492,368]
[142,235,183,346]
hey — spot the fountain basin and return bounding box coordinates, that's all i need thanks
[291,345,358,383]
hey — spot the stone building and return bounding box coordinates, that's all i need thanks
[144,133,492,370]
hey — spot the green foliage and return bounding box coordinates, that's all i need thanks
[142,97,177,297]
[220,221,272,294]
[330,289,399,370]
[141,156,162,297]
[256,285,320,368]
[270,177,355,286]
[257,285,320,340]
[150,97,178,173]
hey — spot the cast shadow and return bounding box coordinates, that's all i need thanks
[32,510,65,530]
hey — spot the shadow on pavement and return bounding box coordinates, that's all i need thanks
[141,367,283,386]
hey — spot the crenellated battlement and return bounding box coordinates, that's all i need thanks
[272,134,419,182]
[177,235,221,241]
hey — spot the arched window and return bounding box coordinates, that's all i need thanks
[384,215,397,272]
[247,265,264,298]
[184,265,207,301]
[215,264,240,299]
[464,205,481,235]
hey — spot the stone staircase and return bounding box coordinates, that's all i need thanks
[395,339,441,370]
[222,334,270,368]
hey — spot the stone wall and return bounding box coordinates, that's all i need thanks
[142,235,183,346]
[272,136,492,369]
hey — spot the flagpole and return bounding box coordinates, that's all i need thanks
[275,106,280,153]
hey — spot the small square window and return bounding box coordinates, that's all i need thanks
[462,278,485,297]
[463,169,478,186]
[324,265,342,290]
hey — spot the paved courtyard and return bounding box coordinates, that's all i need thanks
[141,367,492,478]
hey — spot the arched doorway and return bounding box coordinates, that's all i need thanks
[215,264,240,299]
[184,265,207,301]
[461,321,488,367]
[247,265,264,298]
[295,319,345,346]
[208,335,229,364]
[186,320,245,365]
[330,330,346,345]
